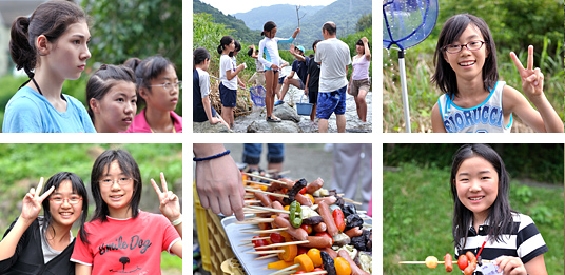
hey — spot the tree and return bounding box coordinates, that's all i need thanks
[81,0,182,74]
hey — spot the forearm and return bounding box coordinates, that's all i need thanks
[193,144,227,157]
[0,217,32,260]
[531,94,564,133]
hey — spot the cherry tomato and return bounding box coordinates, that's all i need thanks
[252,236,269,248]
[270,233,285,243]
[300,224,313,235]
[299,187,307,194]
[458,255,468,270]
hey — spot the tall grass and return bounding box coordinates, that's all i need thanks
[383,36,564,133]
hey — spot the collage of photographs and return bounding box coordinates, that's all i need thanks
[0,0,562,275]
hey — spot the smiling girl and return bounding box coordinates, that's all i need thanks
[86,64,137,133]
[71,149,182,275]
[0,173,88,274]
[450,144,547,274]
[431,14,563,133]
[4,1,95,133]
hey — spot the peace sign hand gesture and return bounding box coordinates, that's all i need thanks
[510,45,544,99]
[21,177,54,224]
[151,172,181,222]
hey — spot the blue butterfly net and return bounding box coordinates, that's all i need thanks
[383,0,438,50]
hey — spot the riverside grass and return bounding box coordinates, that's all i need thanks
[383,163,564,274]
[383,37,564,133]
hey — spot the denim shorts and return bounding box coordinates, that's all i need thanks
[316,85,347,119]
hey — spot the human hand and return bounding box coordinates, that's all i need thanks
[195,150,245,221]
[494,256,527,275]
[271,64,280,71]
[510,45,544,100]
[294,27,300,35]
[21,177,54,224]
[361,37,369,44]
[151,173,181,222]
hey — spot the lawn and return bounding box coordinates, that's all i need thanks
[383,163,564,274]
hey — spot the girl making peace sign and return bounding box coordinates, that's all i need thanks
[0,173,89,274]
[71,149,181,275]
[431,14,563,133]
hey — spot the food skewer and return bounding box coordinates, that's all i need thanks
[245,180,274,186]
[247,249,285,255]
[235,217,275,224]
[245,188,289,198]
[244,206,290,214]
[398,260,492,264]
[243,172,288,184]
[241,228,287,234]
[253,240,310,249]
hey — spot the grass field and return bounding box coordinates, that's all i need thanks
[383,163,564,274]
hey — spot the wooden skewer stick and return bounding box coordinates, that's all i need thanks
[245,180,273,186]
[245,206,290,214]
[342,197,363,205]
[235,218,275,224]
[255,253,279,260]
[268,263,300,275]
[247,249,285,255]
[266,240,310,247]
[398,260,492,264]
[243,173,288,184]
[241,228,287,234]
[245,188,289,198]
[240,236,270,242]
[398,260,456,264]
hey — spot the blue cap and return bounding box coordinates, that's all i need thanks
[296,45,305,53]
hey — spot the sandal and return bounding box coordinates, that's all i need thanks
[267,116,281,122]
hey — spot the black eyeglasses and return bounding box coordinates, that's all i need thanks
[443,40,485,54]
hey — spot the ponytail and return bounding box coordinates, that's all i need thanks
[10,17,35,78]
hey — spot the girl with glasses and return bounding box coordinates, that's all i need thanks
[71,149,182,275]
[86,64,137,133]
[124,56,182,133]
[4,1,95,133]
[0,172,88,274]
[431,14,563,133]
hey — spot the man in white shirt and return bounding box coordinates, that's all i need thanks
[314,21,351,133]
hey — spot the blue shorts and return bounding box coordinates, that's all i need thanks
[219,82,236,107]
[316,85,347,119]
[278,76,285,84]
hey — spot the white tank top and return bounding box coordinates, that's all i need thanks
[437,81,512,133]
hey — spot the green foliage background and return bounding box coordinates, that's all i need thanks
[384,143,564,184]
[383,0,564,132]
[384,163,564,274]
[0,143,182,270]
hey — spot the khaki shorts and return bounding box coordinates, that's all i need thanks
[349,78,370,96]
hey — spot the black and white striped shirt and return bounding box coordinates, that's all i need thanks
[455,213,548,263]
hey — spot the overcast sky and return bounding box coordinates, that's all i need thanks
[199,0,338,15]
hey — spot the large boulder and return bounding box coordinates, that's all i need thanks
[273,103,301,123]
[247,120,300,133]
[193,121,231,133]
